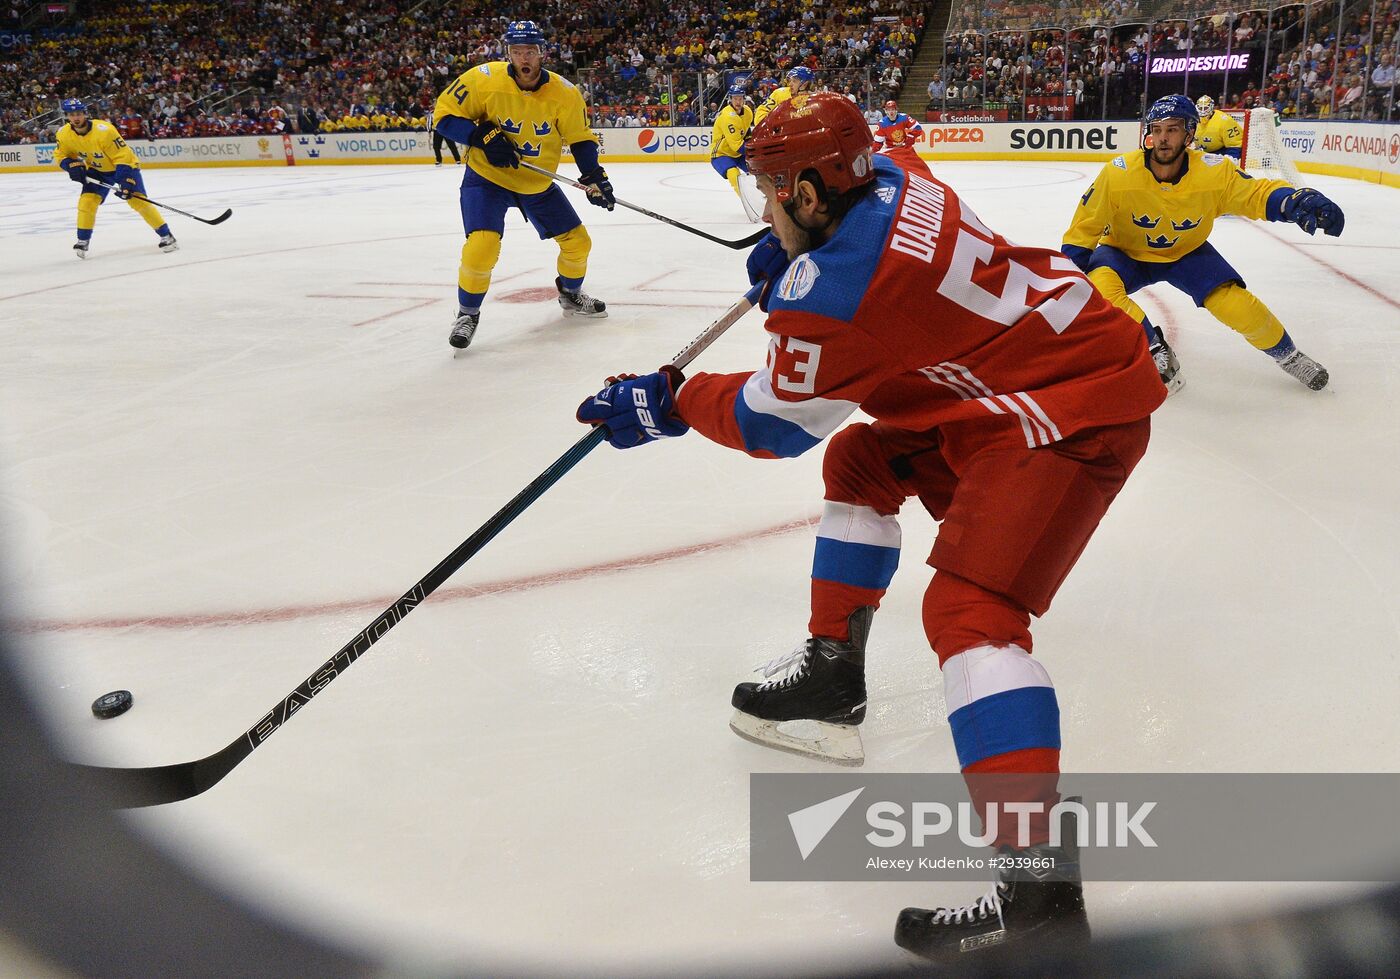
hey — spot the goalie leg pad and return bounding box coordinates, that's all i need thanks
[1202,282,1287,351]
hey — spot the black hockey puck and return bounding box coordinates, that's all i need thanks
[92,690,133,719]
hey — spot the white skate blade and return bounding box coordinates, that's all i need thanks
[729,710,865,766]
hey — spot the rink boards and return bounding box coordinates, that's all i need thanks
[2,120,1397,186]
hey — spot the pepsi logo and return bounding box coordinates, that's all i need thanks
[638,128,660,153]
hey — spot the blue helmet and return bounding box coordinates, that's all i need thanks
[502,20,546,49]
[1144,94,1198,138]
[726,83,746,98]
[61,97,86,114]
[787,66,815,84]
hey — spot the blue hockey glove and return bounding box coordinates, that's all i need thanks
[746,232,791,312]
[578,166,615,210]
[576,366,688,449]
[1281,188,1344,237]
[112,165,139,200]
[61,158,89,185]
[467,123,519,168]
[1060,243,1094,273]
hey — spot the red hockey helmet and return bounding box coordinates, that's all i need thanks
[744,92,875,205]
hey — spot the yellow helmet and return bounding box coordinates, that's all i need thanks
[1195,95,1215,118]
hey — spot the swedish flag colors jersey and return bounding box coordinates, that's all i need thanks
[1063,148,1291,263]
[710,103,754,160]
[434,62,598,195]
[754,86,797,128]
[1196,110,1243,156]
[54,119,139,174]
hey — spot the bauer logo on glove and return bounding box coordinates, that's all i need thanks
[576,367,688,448]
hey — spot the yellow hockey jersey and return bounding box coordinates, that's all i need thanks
[54,119,140,174]
[434,62,598,195]
[1063,148,1291,263]
[753,86,796,128]
[710,102,753,159]
[1196,110,1242,155]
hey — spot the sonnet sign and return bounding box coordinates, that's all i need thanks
[1148,50,1251,75]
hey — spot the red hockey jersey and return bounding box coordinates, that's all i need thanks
[873,112,924,153]
[675,154,1164,459]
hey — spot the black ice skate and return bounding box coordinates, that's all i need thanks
[449,311,480,350]
[158,233,179,254]
[1278,349,1329,390]
[895,799,1090,960]
[729,607,872,766]
[1150,337,1182,395]
[556,276,607,318]
[73,240,89,259]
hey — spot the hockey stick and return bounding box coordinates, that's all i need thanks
[67,282,764,809]
[84,176,232,225]
[518,160,769,249]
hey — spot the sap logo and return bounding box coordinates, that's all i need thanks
[777,255,820,301]
[35,144,55,164]
[1131,213,1159,229]
[1171,216,1202,231]
[638,128,661,153]
[1010,126,1120,151]
[1145,233,1179,249]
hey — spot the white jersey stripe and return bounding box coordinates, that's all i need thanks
[741,370,861,440]
[1010,391,1063,443]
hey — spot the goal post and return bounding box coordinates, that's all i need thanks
[1239,107,1304,185]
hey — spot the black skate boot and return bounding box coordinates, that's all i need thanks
[729,607,872,766]
[449,310,480,350]
[556,276,607,318]
[158,232,179,254]
[1278,349,1329,390]
[1150,337,1182,395]
[73,239,89,260]
[895,799,1090,960]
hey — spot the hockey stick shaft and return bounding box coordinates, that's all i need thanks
[83,177,232,225]
[518,160,768,250]
[70,283,763,808]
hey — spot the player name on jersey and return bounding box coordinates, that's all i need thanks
[890,172,947,264]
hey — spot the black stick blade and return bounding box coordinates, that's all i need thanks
[204,209,233,226]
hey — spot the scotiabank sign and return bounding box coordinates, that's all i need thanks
[1148,50,1250,75]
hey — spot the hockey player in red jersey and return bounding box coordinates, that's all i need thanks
[576,93,1165,959]
[873,98,924,156]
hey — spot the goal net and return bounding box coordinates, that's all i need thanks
[1239,107,1304,185]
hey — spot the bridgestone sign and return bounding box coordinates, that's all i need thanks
[1149,51,1250,75]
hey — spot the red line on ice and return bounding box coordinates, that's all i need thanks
[10,515,819,635]
[1245,222,1400,312]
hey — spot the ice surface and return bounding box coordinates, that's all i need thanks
[1,160,1397,973]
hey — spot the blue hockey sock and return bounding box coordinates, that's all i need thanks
[1262,332,1298,362]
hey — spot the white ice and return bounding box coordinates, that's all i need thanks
[1,159,1398,974]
